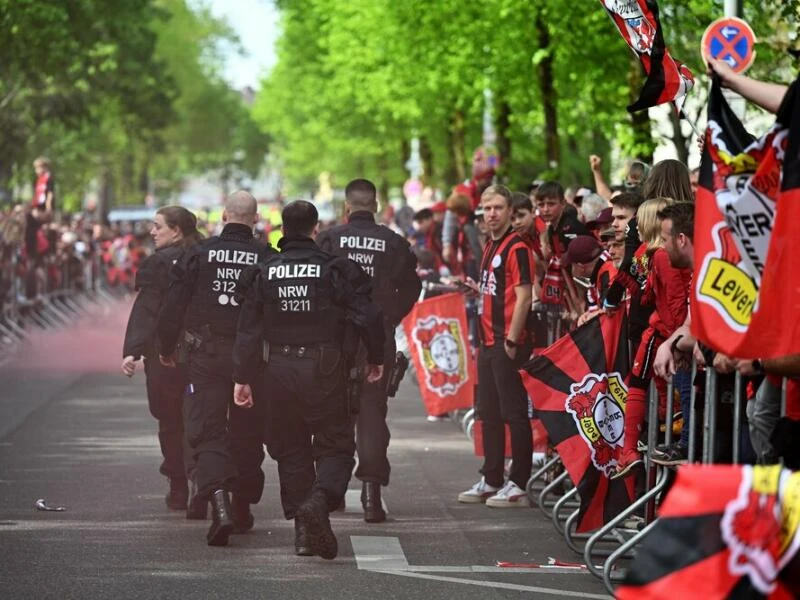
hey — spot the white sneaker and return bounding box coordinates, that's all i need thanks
[485,481,530,508]
[457,477,500,503]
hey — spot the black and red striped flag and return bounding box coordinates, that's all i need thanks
[693,74,800,359]
[520,309,634,532]
[617,465,800,599]
[599,0,694,112]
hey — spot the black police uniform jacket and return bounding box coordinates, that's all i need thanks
[123,243,184,360]
[316,211,420,326]
[158,223,274,355]
[232,235,385,386]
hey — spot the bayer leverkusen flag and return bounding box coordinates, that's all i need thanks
[599,0,694,112]
[693,75,800,359]
[617,465,800,599]
[520,310,634,532]
[402,293,476,416]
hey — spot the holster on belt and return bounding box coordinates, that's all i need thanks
[385,352,409,398]
[347,365,363,415]
[178,330,204,363]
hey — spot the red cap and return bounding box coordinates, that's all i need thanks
[586,207,613,230]
[563,235,602,267]
[430,201,447,213]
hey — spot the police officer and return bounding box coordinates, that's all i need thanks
[158,191,274,547]
[122,206,201,510]
[316,179,420,523]
[232,200,385,560]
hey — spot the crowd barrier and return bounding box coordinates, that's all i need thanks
[0,241,118,362]
[430,300,789,596]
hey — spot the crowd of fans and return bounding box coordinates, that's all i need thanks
[4,59,798,541]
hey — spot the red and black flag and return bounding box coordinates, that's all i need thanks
[693,74,800,359]
[617,465,800,599]
[519,309,634,532]
[599,0,694,112]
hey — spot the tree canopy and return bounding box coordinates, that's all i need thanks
[0,0,269,213]
[253,0,798,196]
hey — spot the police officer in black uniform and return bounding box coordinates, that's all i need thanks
[316,179,420,523]
[122,206,201,510]
[232,200,385,560]
[158,191,275,547]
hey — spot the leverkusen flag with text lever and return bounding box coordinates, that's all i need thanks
[599,0,694,112]
[402,292,476,416]
[617,465,800,599]
[693,75,800,359]
[520,309,634,532]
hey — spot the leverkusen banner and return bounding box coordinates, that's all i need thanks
[402,293,476,416]
[520,309,634,532]
[693,75,800,359]
[617,465,800,599]
[599,0,694,112]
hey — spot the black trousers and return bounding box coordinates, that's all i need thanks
[185,341,265,500]
[264,353,355,520]
[476,343,532,489]
[354,328,396,487]
[144,357,188,481]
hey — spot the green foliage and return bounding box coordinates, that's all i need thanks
[0,0,269,212]
[255,0,798,195]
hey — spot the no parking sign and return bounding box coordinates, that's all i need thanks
[701,16,756,74]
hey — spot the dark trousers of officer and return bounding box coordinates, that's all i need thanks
[185,339,265,499]
[264,351,355,520]
[354,326,396,486]
[476,343,532,490]
[144,357,188,481]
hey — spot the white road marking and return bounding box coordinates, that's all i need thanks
[351,536,608,598]
[372,569,610,599]
[404,565,592,574]
[351,536,409,571]
[344,489,387,514]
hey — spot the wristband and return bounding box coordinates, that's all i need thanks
[504,338,518,348]
[670,334,684,354]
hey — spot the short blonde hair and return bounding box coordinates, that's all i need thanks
[637,197,673,251]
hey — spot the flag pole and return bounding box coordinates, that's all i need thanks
[673,102,704,140]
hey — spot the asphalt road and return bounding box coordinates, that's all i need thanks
[0,299,610,599]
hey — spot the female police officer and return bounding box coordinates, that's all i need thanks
[122,206,202,510]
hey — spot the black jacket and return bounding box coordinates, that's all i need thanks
[316,211,420,326]
[123,243,184,360]
[232,235,385,385]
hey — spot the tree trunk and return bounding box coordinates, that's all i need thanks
[627,59,655,164]
[496,98,511,183]
[377,151,390,206]
[420,136,433,185]
[449,110,466,184]
[536,15,560,173]
[669,107,689,166]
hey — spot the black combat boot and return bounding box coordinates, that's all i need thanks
[362,482,386,523]
[186,480,208,520]
[165,478,188,510]
[294,518,314,556]
[207,489,234,547]
[296,489,337,560]
[231,495,255,533]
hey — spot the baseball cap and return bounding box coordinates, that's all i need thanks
[430,201,447,214]
[563,235,602,267]
[586,207,613,230]
[599,227,616,241]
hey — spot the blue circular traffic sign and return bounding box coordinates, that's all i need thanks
[701,17,756,74]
